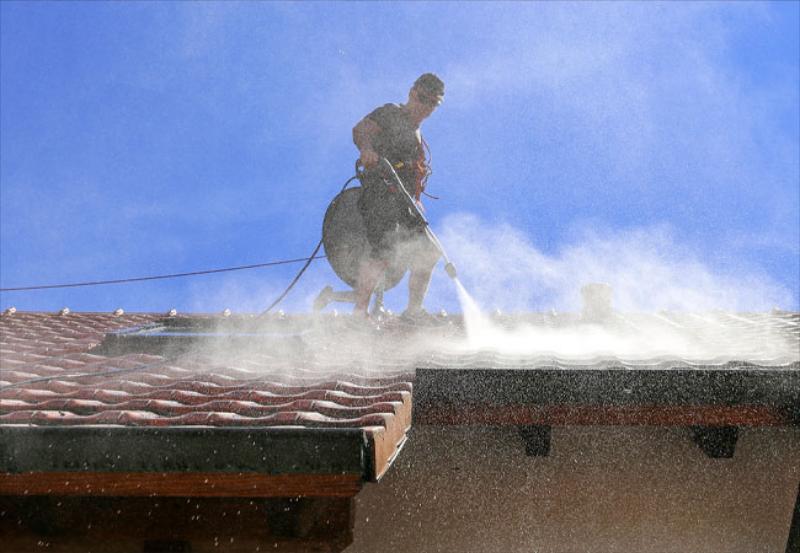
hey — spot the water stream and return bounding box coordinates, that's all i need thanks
[453,278,492,342]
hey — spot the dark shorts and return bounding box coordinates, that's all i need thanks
[357,171,439,265]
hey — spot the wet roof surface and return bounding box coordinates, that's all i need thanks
[0,312,413,428]
[1,309,797,479]
[0,312,418,480]
[2,310,798,413]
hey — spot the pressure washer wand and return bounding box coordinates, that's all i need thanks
[378,158,458,280]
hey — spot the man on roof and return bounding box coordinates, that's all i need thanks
[351,73,445,321]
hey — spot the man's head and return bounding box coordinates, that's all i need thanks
[407,73,444,122]
[412,73,445,106]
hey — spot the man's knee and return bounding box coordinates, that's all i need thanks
[408,238,440,271]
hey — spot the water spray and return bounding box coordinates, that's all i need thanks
[377,158,494,336]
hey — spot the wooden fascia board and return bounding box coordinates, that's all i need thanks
[0,471,362,498]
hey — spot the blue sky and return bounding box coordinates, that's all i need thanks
[1,1,798,314]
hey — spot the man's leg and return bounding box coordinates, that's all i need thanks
[353,258,388,317]
[404,231,441,314]
[407,265,435,313]
[313,286,359,312]
[355,180,394,317]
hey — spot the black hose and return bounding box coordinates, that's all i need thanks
[0,257,327,292]
[258,173,360,316]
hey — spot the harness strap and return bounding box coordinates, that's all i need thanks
[414,138,439,201]
[383,138,439,202]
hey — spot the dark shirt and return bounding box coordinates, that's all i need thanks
[366,103,423,166]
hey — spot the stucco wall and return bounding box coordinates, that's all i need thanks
[348,426,799,553]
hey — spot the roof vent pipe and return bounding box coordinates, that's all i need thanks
[581,283,613,322]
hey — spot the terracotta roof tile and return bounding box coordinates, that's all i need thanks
[0,311,414,483]
[1,310,797,487]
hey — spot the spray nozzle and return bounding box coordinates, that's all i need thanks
[444,262,458,280]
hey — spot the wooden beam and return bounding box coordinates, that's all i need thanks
[1,496,357,553]
[415,404,792,427]
[691,426,739,458]
[518,425,551,456]
[787,480,800,553]
[0,471,362,498]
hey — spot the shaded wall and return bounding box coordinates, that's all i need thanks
[349,426,800,553]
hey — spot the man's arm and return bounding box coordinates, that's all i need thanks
[353,117,381,168]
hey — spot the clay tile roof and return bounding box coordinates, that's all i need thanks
[0,312,414,484]
[1,309,798,491]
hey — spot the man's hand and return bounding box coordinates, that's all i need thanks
[353,118,381,168]
[359,148,379,168]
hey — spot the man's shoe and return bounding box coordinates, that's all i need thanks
[400,307,439,325]
[313,286,334,312]
[345,310,382,332]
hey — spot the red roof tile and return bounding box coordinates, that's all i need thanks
[0,312,412,428]
[2,309,797,489]
[1,312,414,484]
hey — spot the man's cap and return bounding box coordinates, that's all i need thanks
[413,73,444,105]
